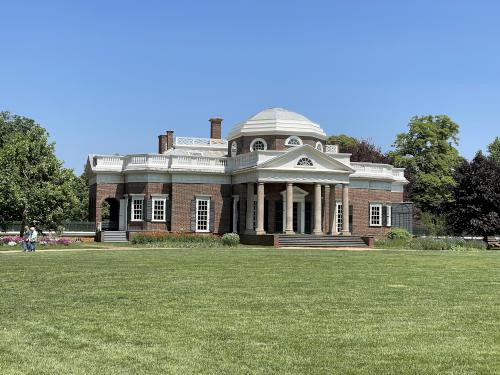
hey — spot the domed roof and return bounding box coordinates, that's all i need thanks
[226,108,327,140]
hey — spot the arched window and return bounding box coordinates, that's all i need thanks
[297,157,314,166]
[315,142,324,152]
[250,138,267,152]
[285,136,303,146]
[231,141,237,157]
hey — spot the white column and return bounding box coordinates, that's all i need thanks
[313,183,322,235]
[256,182,265,235]
[329,184,338,235]
[342,184,350,235]
[245,182,254,234]
[285,182,294,235]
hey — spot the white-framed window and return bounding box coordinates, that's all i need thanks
[336,202,343,233]
[131,197,143,221]
[370,203,382,227]
[315,141,324,152]
[152,197,166,222]
[250,138,267,152]
[285,136,302,146]
[231,141,238,157]
[386,204,392,227]
[297,157,314,166]
[196,197,210,232]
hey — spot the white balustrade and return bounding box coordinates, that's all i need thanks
[175,137,228,147]
[325,144,339,154]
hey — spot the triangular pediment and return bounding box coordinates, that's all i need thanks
[257,145,354,172]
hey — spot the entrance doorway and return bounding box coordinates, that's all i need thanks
[102,198,119,231]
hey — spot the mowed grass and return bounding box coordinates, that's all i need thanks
[0,249,499,374]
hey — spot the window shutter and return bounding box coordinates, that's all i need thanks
[209,199,215,232]
[190,198,197,232]
[386,205,392,227]
[349,204,353,233]
[165,199,171,221]
[382,206,387,227]
[143,198,150,221]
[127,198,131,223]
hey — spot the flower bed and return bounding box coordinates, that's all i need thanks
[1,236,72,247]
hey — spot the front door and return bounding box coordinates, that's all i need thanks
[118,199,127,231]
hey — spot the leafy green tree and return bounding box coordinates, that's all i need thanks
[69,172,90,221]
[0,112,80,233]
[487,136,500,162]
[446,152,500,236]
[328,134,392,163]
[327,134,359,150]
[389,115,462,214]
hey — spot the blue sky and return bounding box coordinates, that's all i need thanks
[1,0,499,173]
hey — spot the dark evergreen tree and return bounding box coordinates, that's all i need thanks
[446,152,500,236]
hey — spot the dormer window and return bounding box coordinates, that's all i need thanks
[250,138,267,152]
[297,157,314,166]
[285,136,303,146]
[231,141,237,157]
[315,142,324,152]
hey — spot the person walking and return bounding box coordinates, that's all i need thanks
[29,226,38,252]
[22,226,31,252]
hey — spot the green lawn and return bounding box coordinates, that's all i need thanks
[1,248,499,374]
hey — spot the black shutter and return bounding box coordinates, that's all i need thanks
[209,199,215,233]
[190,198,197,232]
[382,206,388,227]
[127,198,131,223]
[165,199,171,225]
[349,204,353,233]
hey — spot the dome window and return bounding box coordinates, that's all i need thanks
[285,136,303,146]
[231,141,238,157]
[250,138,267,152]
[315,142,324,152]
[297,157,314,167]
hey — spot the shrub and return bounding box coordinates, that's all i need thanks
[375,236,487,251]
[386,228,412,241]
[222,233,240,247]
[131,232,224,248]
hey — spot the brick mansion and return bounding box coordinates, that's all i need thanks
[86,108,411,246]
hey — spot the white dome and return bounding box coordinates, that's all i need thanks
[226,108,327,140]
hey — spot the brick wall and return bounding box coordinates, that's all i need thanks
[171,183,232,233]
[91,180,406,238]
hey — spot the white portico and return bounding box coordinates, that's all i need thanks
[232,144,354,235]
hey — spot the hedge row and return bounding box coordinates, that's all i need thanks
[131,232,240,248]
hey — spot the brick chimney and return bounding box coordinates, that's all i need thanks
[158,130,174,153]
[209,118,223,139]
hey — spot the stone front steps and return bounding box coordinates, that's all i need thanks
[101,231,128,243]
[277,235,368,248]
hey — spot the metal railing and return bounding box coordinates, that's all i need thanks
[1,221,96,233]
